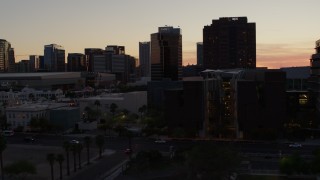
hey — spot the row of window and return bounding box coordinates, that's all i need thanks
[7,112,46,119]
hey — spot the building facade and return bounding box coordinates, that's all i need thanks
[67,53,86,72]
[151,26,182,81]
[310,39,320,122]
[203,17,256,69]
[139,42,151,77]
[0,39,12,72]
[29,55,40,72]
[197,42,203,67]
[85,48,104,72]
[44,44,65,72]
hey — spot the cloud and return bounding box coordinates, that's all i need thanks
[257,43,313,68]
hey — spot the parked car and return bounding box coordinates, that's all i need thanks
[124,148,132,155]
[289,143,302,148]
[2,130,14,137]
[154,139,167,143]
[24,136,35,142]
[70,139,80,144]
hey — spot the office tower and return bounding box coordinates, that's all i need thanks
[8,48,15,72]
[197,42,203,67]
[39,56,44,70]
[139,42,151,77]
[203,17,256,69]
[85,48,104,72]
[105,45,125,55]
[44,44,65,72]
[310,39,320,120]
[29,55,40,72]
[67,53,86,72]
[17,60,30,72]
[150,26,182,81]
[0,39,12,72]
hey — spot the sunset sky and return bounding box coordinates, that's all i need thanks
[1,0,319,69]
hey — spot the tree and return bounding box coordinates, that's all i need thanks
[280,152,309,175]
[76,143,83,169]
[4,160,36,178]
[62,141,71,176]
[0,136,6,180]
[110,103,118,118]
[47,153,55,180]
[56,154,64,180]
[138,105,147,120]
[70,144,77,172]
[84,106,92,121]
[94,100,101,111]
[83,136,92,165]
[95,135,105,158]
[94,100,102,119]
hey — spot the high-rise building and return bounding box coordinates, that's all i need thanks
[44,44,65,72]
[139,42,151,77]
[8,48,15,72]
[29,55,40,72]
[0,39,12,72]
[197,42,203,67]
[203,17,256,69]
[150,26,182,81]
[84,48,104,72]
[105,45,125,55]
[67,53,86,72]
[310,39,320,120]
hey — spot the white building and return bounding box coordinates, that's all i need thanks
[78,91,147,115]
[0,87,64,106]
[6,102,69,130]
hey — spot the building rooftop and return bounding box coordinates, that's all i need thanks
[280,66,310,79]
[6,102,69,112]
[0,72,81,80]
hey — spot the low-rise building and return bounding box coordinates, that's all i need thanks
[78,91,147,115]
[5,102,77,131]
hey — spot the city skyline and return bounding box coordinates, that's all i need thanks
[1,0,320,68]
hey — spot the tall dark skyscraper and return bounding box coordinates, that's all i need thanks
[0,39,13,72]
[67,53,86,72]
[44,44,65,72]
[310,39,320,119]
[151,26,182,81]
[203,17,256,69]
[139,42,151,77]
[85,48,104,72]
[197,42,203,67]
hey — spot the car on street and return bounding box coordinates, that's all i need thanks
[24,136,35,142]
[154,139,167,143]
[70,139,80,144]
[124,148,132,155]
[289,143,302,148]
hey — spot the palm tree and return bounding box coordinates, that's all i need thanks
[94,100,101,111]
[47,153,55,180]
[95,135,105,158]
[0,136,7,180]
[83,136,92,165]
[76,143,83,169]
[110,103,118,118]
[84,106,92,120]
[56,154,64,180]
[71,144,77,172]
[138,105,147,119]
[62,141,71,176]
